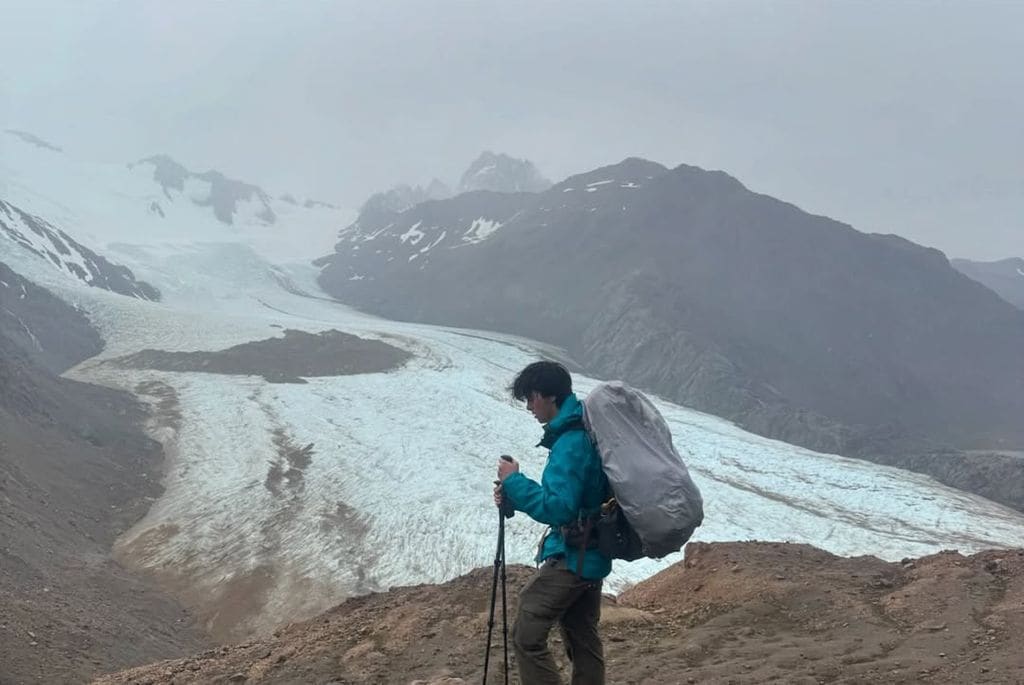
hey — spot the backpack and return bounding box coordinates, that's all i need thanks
[581,381,704,560]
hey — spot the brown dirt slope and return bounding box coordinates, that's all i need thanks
[0,352,210,684]
[94,542,1024,684]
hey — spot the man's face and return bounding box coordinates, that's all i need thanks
[526,391,559,424]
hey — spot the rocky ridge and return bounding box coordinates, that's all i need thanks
[132,155,277,226]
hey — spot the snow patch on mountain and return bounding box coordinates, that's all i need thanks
[331,209,511,269]
[462,217,503,244]
[399,221,426,245]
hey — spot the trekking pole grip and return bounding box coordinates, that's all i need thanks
[494,479,515,519]
[496,455,515,518]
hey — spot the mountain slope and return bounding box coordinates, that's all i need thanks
[0,264,207,682]
[952,256,1024,310]
[0,260,102,373]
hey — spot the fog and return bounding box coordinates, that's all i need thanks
[1,0,1021,259]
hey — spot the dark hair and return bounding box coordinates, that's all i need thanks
[511,360,573,407]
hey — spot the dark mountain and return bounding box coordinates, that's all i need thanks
[0,264,207,681]
[131,154,276,225]
[951,256,1024,310]
[458,150,551,194]
[0,199,161,300]
[316,157,1024,492]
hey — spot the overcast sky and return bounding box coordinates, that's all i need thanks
[1,1,1021,259]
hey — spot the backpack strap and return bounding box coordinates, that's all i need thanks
[575,517,593,578]
[552,415,603,576]
[560,417,585,434]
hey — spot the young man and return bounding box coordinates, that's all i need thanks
[495,360,611,685]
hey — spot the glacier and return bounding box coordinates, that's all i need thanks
[3,137,1024,637]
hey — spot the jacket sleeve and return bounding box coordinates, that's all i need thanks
[501,433,587,527]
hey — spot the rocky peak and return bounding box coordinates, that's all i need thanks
[132,155,276,225]
[458,151,551,194]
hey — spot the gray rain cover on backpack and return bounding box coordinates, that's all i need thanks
[582,381,704,558]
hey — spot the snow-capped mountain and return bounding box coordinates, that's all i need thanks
[1,198,159,300]
[951,256,1024,310]
[0,130,354,265]
[458,150,551,194]
[5,143,1024,643]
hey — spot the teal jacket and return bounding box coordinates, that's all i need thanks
[502,393,612,580]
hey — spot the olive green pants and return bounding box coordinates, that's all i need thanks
[512,558,604,685]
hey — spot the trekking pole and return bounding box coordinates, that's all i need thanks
[483,508,506,684]
[484,461,515,684]
[499,513,510,685]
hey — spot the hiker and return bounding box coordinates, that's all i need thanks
[494,360,611,685]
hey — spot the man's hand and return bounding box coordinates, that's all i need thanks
[497,455,519,481]
[493,482,505,508]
